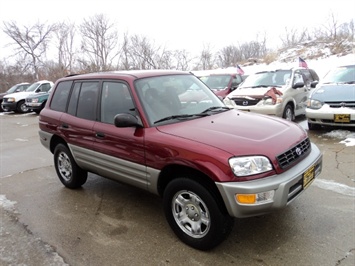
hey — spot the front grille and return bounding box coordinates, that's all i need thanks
[232,97,261,106]
[277,138,311,169]
[325,101,355,108]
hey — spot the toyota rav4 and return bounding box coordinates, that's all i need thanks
[38,70,322,250]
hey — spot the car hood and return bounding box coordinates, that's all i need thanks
[4,91,33,99]
[157,109,307,158]
[227,86,286,97]
[312,84,355,101]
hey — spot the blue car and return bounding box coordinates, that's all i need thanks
[306,65,355,130]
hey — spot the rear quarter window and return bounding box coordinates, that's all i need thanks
[50,81,73,112]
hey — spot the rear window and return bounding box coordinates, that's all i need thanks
[50,81,73,112]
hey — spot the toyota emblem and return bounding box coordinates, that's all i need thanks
[242,101,248,106]
[295,147,302,156]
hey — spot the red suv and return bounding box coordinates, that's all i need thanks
[39,70,322,250]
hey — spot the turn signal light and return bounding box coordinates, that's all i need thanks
[236,190,275,205]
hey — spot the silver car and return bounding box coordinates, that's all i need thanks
[223,67,319,121]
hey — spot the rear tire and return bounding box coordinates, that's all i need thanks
[54,144,87,189]
[163,177,234,250]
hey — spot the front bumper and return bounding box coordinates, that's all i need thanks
[216,143,322,218]
[1,102,17,111]
[26,102,42,110]
[224,98,283,117]
[306,106,355,127]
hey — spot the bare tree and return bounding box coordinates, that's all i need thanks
[194,44,215,70]
[322,13,342,41]
[174,49,194,70]
[216,45,242,68]
[3,21,56,80]
[128,34,161,69]
[280,27,310,48]
[118,32,131,70]
[55,21,77,75]
[79,14,119,71]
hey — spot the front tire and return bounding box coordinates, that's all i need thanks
[54,144,87,189]
[163,178,234,250]
[282,104,295,121]
[17,100,29,113]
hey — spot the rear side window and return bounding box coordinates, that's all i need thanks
[76,82,99,121]
[50,81,73,112]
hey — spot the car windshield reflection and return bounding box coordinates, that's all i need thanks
[134,74,226,125]
[240,70,292,88]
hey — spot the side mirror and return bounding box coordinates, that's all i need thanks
[292,82,304,89]
[310,80,318,88]
[114,113,142,128]
[35,88,41,93]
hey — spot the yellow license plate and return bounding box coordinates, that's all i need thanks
[334,114,350,123]
[303,165,315,188]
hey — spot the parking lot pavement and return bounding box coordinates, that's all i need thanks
[1,113,354,265]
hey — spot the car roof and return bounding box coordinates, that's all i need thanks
[62,70,189,81]
[254,67,314,74]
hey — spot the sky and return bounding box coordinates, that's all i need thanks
[0,0,354,60]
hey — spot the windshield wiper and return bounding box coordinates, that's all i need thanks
[323,81,355,85]
[251,85,272,88]
[201,106,231,114]
[154,114,209,124]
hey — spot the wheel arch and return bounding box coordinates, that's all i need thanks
[49,134,68,154]
[157,164,228,214]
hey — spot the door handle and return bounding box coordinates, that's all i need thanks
[61,123,69,129]
[95,132,105,138]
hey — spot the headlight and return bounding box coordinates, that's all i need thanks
[229,156,273,177]
[258,96,282,105]
[307,99,323,109]
[32,98,39,103]
[223,97,235,107]
[7,97,15,102]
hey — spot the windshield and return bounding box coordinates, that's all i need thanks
[26,82,40,92]
[202,75,232,89]
[6,84,20,93]
[240,70,292,88]
[135,74,227,125]
[322,65,355,84]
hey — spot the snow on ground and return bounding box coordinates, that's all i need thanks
[0,194,17,212]
[322,130,355,147]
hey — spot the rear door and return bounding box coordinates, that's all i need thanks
[59,81,99,168]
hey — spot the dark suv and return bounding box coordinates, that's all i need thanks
[39,70,322,250]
